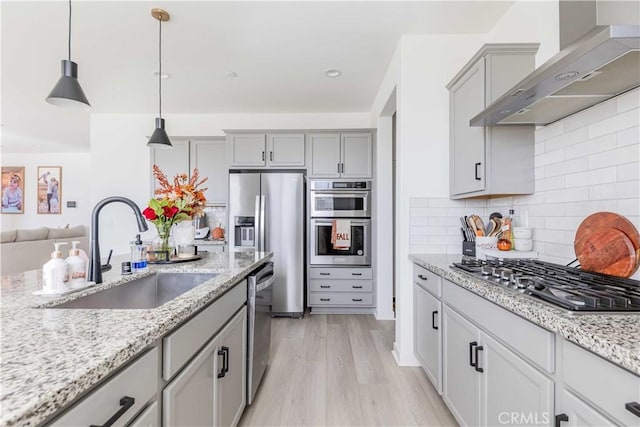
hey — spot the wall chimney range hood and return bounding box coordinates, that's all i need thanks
[471,25,640,126]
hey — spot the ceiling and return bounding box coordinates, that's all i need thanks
[1,1,513,153]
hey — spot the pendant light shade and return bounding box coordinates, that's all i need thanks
[147,8,172,149]
[46,0,90,109]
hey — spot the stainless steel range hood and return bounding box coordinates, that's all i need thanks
[471,25,640,126]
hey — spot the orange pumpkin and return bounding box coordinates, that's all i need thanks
[212,224,225,240]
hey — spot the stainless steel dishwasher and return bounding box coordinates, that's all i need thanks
[247,261,274,405]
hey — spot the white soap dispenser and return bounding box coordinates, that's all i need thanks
[66,241,87,289]
[42,242,69,294]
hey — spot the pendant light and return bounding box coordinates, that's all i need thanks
[46,0,90,109]
[147,8,172,148]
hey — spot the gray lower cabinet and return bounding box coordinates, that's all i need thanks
[413,278,442,394]
[558,390,616,427]
[163,306,247,427]
[307,267,374,310]
[130,401,159,427]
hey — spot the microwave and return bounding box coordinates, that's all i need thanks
[309,180,371,218]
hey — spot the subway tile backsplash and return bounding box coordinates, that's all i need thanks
[411,88,640,279]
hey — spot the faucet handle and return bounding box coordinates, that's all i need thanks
[101,249,113,272]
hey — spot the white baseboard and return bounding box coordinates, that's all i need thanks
[392,342,421,366]
[374,310,395,320]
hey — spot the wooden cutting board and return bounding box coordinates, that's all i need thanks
[574,212,640,278]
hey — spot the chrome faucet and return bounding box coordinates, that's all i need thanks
[88,196,149,284]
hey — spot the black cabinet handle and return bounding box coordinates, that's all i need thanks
[469,341,477,367]
[217,346,229,378]
[417,274,428,281]
[320,285,331,289]
[270,151,273,161]
[554,413,568,427]
[352,298,363,302]
[341,163,345,173]
[475,162,481,180]
[338,163,341,173]
[262,151,265,161]
[351,272,363,276]
[319,272,331,276]
[352,285,363,289]
[432,310,438,330]
[474,345,484,373]
[89,396,135,427]
[320,298,331,301]
[626,402,640,417]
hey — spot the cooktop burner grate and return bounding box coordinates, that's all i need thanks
[451,258,640,312]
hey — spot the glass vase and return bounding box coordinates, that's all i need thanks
[153,222,175,260]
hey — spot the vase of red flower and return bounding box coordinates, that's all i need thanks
[144,165,208,260]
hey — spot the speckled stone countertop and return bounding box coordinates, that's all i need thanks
[409,254,640,376]
[0,250,272,427]
[195,239,226,246]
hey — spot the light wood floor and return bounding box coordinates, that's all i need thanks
[239,314,457,427]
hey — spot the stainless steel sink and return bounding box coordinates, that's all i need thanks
[52,272,219,309]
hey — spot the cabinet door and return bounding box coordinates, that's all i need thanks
[443,305,481,427]
[229,134,266,167]
[450,60,485,195]
[163,334,219,426]
[190,140,228,205]
[414,284,442,394]
[480,331,554,427]
[267,133,305,167]
[151,140,190,195]
[557,389,616,427]
[341,133,372,178]
[130,401,159,427]
[308,133,341,177]
[216,307,247,427]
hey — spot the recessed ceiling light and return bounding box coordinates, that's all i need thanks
[227,71,239,78]
[325,69,341,78]
[153,71,170,79]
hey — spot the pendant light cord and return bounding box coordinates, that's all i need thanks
[67,0,72,61]
[158,15,162,119]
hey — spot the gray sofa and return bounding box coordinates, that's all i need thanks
[0,226,89,275]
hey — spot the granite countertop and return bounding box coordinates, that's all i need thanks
[0,250,272,427]
[195,239,226,245]
[409,254,640,376]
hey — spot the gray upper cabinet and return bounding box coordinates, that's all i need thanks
[190,140,227,205]
[151,140,190,195]
[447,44,538,199]
[228,133,305,168]
[308,132,373,178]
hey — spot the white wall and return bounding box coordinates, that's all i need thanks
[372,0,560,365]
[0,153,90,231]
[90,112,373,258]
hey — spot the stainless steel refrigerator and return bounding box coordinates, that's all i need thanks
[229,171,304,316]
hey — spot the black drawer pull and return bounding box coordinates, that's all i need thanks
[352,285,363,289]
[626,402,640,417]
[217,346,229,378]
[352,298,363,302]
[469,341,477,367]
[320,285,331,288]
[432,310,438,330]
[319,272,331,276]
[554,413,568,427]
[475,162,481,180]
[90,396,135,427]
[474,345,484,373]
[320,298,331,301]
[417,274,428,281]
[351,272,363,276]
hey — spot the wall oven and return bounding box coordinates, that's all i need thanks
[309,218,371,266]
[310,180,371,218]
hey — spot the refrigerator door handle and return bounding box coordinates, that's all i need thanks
[260,195,266,251]
[254,195,261,251]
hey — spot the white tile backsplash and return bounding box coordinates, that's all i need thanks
[410,89,640,279]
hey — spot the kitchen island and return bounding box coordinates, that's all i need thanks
[410,254,640,427]
[0,250,272,427]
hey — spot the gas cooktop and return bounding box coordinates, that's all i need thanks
[451,258,640,312]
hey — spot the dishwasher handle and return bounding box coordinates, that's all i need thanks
[256,275,275,293]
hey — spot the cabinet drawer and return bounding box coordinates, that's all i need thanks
[443,279,555,373]
[309,279,372,292]
[309,292,373,306]
[413,264,442,297]
[51,347,158,427]
[309,267,372,280]
[563,340,640,426]
[130,401,159,427]
[163,280,247,380]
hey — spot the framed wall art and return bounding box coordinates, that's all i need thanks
[37,166,62,215]
[1,166,25,214]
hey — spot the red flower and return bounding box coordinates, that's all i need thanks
[163,205,179,218]
[142,207,157,220]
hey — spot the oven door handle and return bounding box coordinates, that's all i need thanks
[312,220,370,226]
[311,191,369,197]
